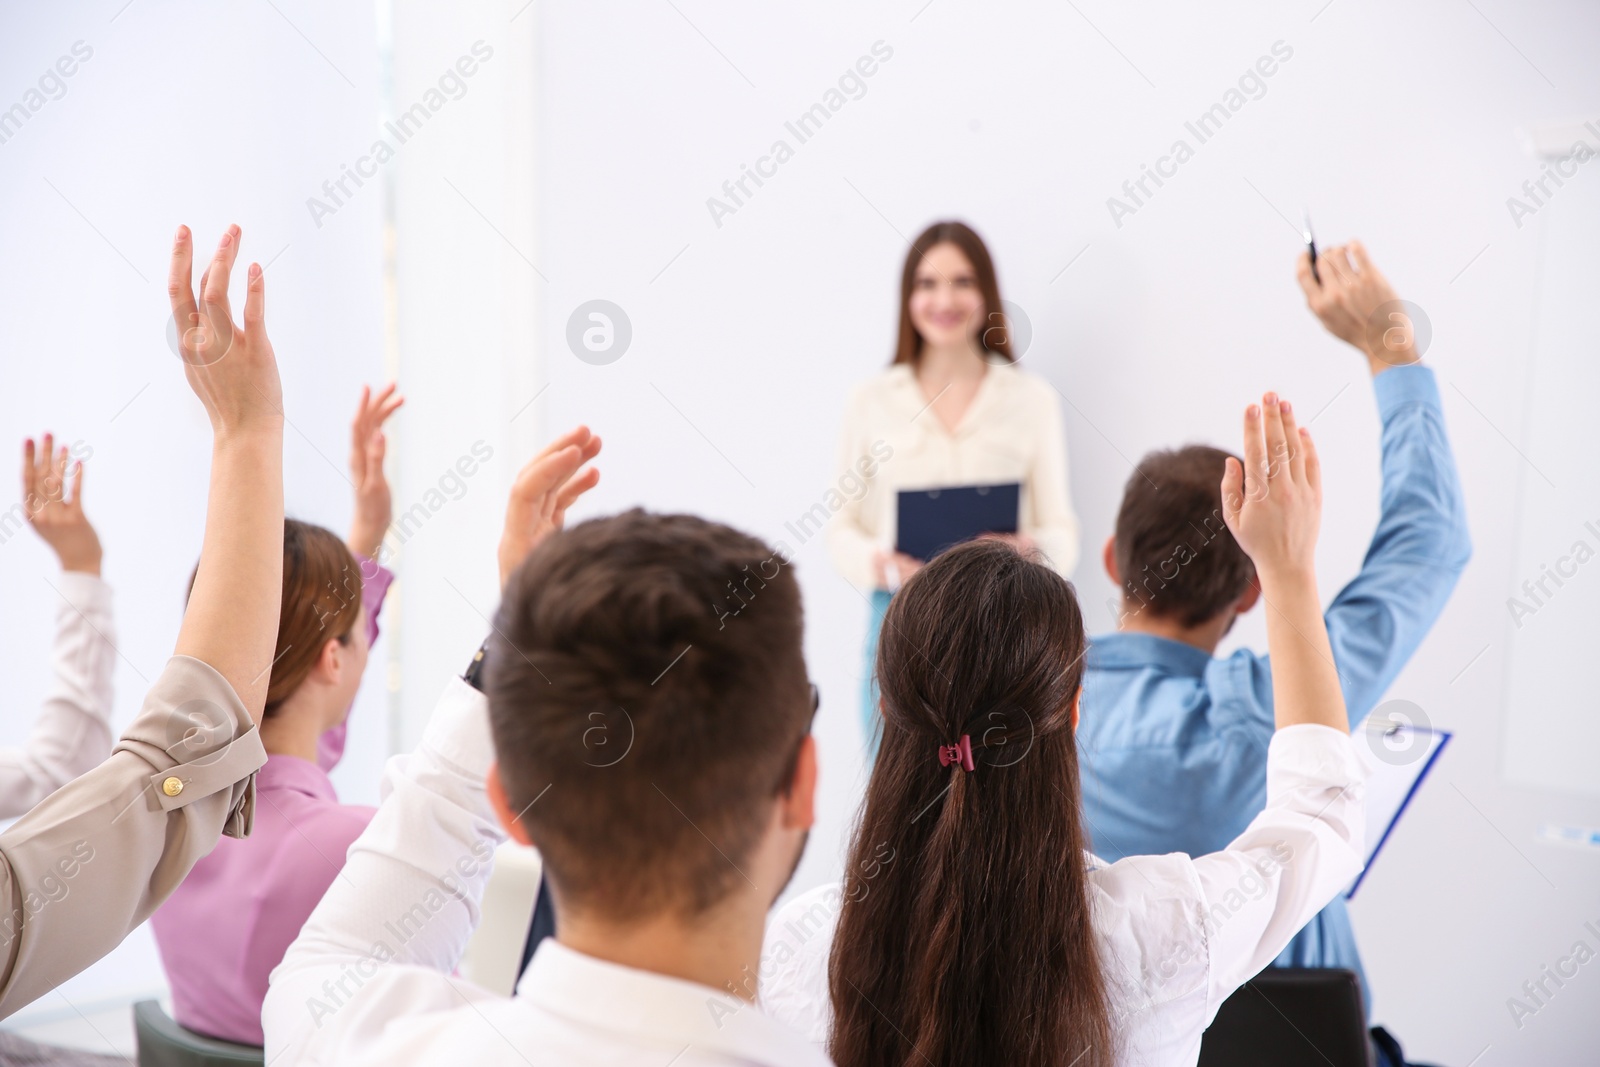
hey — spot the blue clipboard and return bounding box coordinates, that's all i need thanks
[1345,721,1452,899]
[895,482,1021,562]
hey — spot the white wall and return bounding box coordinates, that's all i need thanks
[382,0,542,759]
[0,0,387,1028]
[533,1,1600,1062]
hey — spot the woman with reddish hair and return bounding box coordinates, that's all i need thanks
[151,385,403,1046]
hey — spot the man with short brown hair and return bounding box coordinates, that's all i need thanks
[1077,243,1471,1066]
[266,430,828,1067]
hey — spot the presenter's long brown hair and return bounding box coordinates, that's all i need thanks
[891,221,1015,367]
[828,538,1113,1067]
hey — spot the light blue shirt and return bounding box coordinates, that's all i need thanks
[1076,364,1470,1017]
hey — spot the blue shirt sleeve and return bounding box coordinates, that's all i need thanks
[1214,365,1471,735]
[1322,364,1471,722]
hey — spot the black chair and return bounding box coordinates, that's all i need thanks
[1198,967,1372,1067]
[132,1000,264,1067]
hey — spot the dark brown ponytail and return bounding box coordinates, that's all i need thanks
[828,538,1113,1067]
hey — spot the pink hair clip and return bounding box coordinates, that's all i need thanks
[938,734,975,772]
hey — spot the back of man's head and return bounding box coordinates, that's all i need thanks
[487,509,809,922]
[1114,445,1255,626]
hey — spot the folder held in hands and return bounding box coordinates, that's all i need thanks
[895,482,1021,563]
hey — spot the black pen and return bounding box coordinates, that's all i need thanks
[1302,209,1319,284]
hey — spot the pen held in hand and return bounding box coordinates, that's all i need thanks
[1302,208,1320,284]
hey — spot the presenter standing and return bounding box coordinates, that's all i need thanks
[826,221,1080,750]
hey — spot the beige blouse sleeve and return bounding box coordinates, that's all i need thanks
[0,655,266,1018]
[1025,386,1081,576]
[824,385,885,593]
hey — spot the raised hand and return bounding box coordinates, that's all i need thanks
[347,384,405,560]
[1220,393,1321,585]
[167,225,283,437]
[1222,394,1347,735]
[168,224,286,718]
[1295,240,1418,375]
[22,434,101,575]
[498,427,602,589]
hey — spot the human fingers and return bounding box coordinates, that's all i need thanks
[241,261,265,344]
[1294,250,1320,302]
[21,438,36,510]
[551,465,600,522]
[573,430,601,467]
[38,433,57,503]
[1320,244,1354,292]
[1240,402,1266,501]
[370,383,401,420]
[376,394,404,424]
[354,384,373,424]
[1347,239,1372,274]
[70,457,84,511]
[532,425,593,464]
[350,385,373,467]
[1261,393,1288,483]
[1278,398,1305,484]
[570,430,601,469]
[1299,426,1321,495]
[1221,456,1244,532]
[167,226,198,336]
[509,444,586,514]
[201,226,241,331]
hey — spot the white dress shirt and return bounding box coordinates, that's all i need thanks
[265,677,833,1067]
[758,724,1367,1067]
[0,572,116,818]
[824,361,1081,591]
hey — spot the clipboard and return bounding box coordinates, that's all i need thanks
[895,482,1021,562]
[1344,714,1452,899]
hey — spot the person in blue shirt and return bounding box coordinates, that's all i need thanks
[1076,240,1469,1067]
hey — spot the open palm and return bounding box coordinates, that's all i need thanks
[22,433,100,574]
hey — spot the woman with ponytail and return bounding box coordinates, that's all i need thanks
[763,392,1368,1066]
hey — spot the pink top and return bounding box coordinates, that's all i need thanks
[151,557,392,1046]
[315,556,393,772]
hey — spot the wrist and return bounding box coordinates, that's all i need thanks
[1363,341,1419,375]
[61,558,102,576]
[349,524,385,560]
[212,424,285,453]
[1254,562,1317,597]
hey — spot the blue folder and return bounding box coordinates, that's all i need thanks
[895,482,1021,562]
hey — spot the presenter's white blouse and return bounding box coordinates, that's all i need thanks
[758,724,1367,1067]
[825,361,1080,591]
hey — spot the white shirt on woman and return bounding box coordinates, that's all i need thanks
[824,360,1080,590]
[758,724,1367,1067]
[0,572,116,817]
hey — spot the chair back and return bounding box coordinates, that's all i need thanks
[1197,967,1372,1067]
[133,1000,264,1067]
